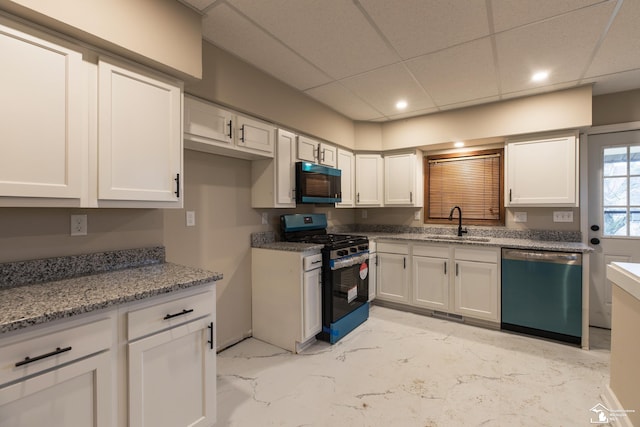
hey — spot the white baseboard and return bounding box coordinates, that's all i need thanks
[601,385,634,427]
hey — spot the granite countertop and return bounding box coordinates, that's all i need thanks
[0,247,222,334]
[364,232,592,253]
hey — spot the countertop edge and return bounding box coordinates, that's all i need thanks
[607,262,640,301]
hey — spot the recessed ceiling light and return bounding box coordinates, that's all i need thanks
[395,100,408,110]
[454,141,465,148]
[531,71,549,82]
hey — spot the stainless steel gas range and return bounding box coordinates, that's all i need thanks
[281,214,369,344]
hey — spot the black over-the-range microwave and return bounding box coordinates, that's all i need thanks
[295,162,342,204]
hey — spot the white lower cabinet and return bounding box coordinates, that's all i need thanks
[368,242,377,301]
[0,284,217,427]
[252,249,322,353]
[412,244,450,311]
[376,242,410,303]
[376,241,500,323]
[453,248,500,322]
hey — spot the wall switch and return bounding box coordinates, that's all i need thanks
[70,214,87,236]
[261,212,269,225]
[553,211,574,222]
[414,211,421,221]
[361,210,368,219]
[186,211,196,227]
[514,212,527,223]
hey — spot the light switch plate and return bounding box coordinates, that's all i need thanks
[414,211,421,220]
[261,212,268,225]
[553,211,573,222]
[186,211,196,227]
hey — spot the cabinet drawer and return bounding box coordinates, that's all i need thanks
[0,317,111,386]
[454,247,498,263]
[413,243,448,258]
[128,290,214,340]
[377,241,409,255]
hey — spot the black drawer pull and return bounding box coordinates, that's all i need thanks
[16,346,72,367]
[207,322,214,350]
[163,309,194,320]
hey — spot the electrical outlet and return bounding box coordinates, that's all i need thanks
[186,211,196,227]
[261,212,269,225]
[70,214,87,236]
[553,211,574,222]
[414,211,421,221]
[361,210,368,219]
[514,212,528,223]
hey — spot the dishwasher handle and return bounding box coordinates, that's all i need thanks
[502,249,582,265]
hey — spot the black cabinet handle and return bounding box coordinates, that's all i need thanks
[163,308,194,320]
[207,322,214,350]
[509,189,512,203]
[456,263,459,276]
[174,173,180,198]
[16,346,72,367]
[403,257,406,269]
[227,120,233,139]
[240,125,245,142]
[444,261,447,275]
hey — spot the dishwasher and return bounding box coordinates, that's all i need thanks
[501,248,582,345]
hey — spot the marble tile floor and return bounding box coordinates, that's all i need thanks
[217,306,612,427]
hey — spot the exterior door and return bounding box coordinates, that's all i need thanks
[587,129,640,328]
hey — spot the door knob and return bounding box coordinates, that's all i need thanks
[590,238,600,245]
[591,225,600,231]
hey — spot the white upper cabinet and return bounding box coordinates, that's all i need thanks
[251,129,296,208]
[297,135,319,163]
[236,115,275,156]
[297,135,336,167]
[355,154,384,206]
[184,95,274,160]
[97,58,183,207]
[505,135,578,207]
[384,151,423,206]
[0,17,85,206]
[184,96,233,146]
[336,149,355,208]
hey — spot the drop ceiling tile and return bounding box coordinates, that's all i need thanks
[305,83,384,121]
[406,38,499,106]
[585,0,640,78]
[495,1,615,94]
[359,0,490,59]
[438,95,501,111]
[202,4,331,90]
[228,0,399,80]
[491,0,604,32]
[584,69,640,95]
[341,63,435,116]
[179,0,218,12]
[387,107,440,121]
[501,81,580,100]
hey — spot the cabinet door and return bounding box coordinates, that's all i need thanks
[276,129,297,207]
[413,256,449,311]
[0,352,111,427]
[319,143,337,167]
[355,154,384,206]
[377,252,409,303]
[336,149,355,207]
[98,58,182,205]
[0,18,84,203]
[129,317,216,427]
[184,95,233,145]
[385,153,416,205]
[506,136,577,206]
[302,267,322,341]
[297,136,318,162]
[368,253,377,302]
[454,260,498,321]
[236,115,274,157]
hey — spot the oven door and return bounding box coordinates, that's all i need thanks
[325,256,369,324]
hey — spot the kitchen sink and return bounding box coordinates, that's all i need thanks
[423,235,491,243]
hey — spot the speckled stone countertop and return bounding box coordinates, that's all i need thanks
[0,247,222,334]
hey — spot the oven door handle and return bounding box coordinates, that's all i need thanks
[330,253,369,270]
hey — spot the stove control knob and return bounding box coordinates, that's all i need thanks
[350,247,357,253]
[337,250,348,256]
[358,245,369,251]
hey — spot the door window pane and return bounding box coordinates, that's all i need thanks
[604,209,627,236]
[631,177,640,205]
[631,209,640,237]
[603,177,627,206]
[604,147,627,176]
[630,146,640,175]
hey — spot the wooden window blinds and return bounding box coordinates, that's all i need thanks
[425,148,504,225]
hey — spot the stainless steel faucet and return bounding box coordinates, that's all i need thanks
[448,206,468,237]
